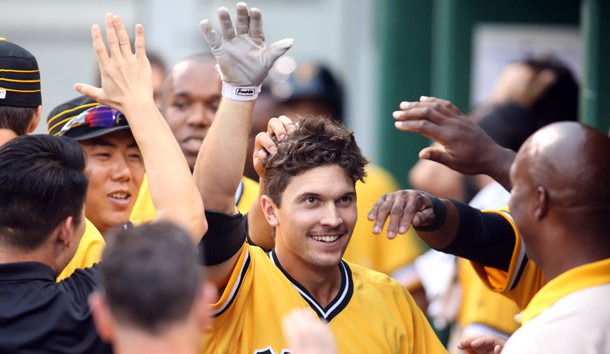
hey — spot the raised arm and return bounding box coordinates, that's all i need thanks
[193,3,292,285]
[75,14,206,241]
[393,97,515,190]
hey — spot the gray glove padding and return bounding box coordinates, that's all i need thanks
[200,2,294,88]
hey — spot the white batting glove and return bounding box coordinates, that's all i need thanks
[200,2,294,101]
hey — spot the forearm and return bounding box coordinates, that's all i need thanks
[194,98,254,214]
[482,146,515,191]
[418,200,516,271]
[123,99,206,241]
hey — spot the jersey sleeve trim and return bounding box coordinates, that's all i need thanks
[472,209,528,292]
[210,246,250,318]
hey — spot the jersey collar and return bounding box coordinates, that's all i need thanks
[269,249,353,322]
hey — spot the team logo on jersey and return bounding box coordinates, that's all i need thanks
[254,346,291,354]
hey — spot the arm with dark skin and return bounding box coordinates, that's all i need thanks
[393,96,516,191]
[368,190,516,271]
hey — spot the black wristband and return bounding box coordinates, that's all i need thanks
[414,192,447,232]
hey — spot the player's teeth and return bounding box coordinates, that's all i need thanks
[110,193,128,199]
[312,235,339,242]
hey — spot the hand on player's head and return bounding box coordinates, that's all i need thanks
[253,115,297,178]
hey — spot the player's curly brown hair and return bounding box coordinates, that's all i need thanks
[263,115,368,207]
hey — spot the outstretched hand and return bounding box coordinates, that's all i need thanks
[393,96,516,189]
[74,13,153,115]
[368,190,435,239]
[200,2,293,90]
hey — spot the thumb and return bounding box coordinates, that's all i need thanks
[419,146,450,166]
[74,83,104,103]
[264,38,294,66]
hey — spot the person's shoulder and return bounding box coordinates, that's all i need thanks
[346,260,404,289]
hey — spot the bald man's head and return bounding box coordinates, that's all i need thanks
[509,122,610,262]
[523,122,610,210]
[159,53,221,169]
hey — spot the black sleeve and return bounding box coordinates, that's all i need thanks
[199,211,247,266]
[58,265,100,305]
[438,200,516,271]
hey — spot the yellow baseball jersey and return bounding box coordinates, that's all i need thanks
[130,174,259,224]
[57,218,105,281]
[201,245,309,353]
[201,243,447,354]
[470,209,546,309]
[457,257,521,335]
[344,164,425,281]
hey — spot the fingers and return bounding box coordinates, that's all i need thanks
[249,7,265,45]
[235,2,250,35]
[419,96,462,116]
[264,38,295,67]
[216,7,236,41]
[91,24,109,69]
[112,14,132,56]
[104,13,121,59]
[368,192,416,239]
[254,131,277,157]
[200,20,222,50]
[266,115,295,140]
[74,83,103,102]
[134,24,146,60]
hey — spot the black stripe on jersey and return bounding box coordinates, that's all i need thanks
[269,250,353,322]
[213,248,251,318]
[509,255,529,291]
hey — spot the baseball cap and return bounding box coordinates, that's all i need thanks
[47,96,130,141]
[0,38,42,107]
[269,58,343,121]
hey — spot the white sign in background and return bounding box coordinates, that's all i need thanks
[471,24,582,106]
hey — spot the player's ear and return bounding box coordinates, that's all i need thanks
[534,186,549,220]
[88,292,116,342]
[55,216,75,249]
[27,105,42,134]
[260,195,279,227]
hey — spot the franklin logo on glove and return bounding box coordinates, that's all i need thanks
[235,87,256,96]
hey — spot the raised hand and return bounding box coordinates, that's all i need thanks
[75,13,153,115]
[393,96,516,190]
[200,2,293,99]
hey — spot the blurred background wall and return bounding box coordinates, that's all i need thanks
[1,0,608,187]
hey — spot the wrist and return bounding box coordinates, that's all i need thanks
[221,82,261,101]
